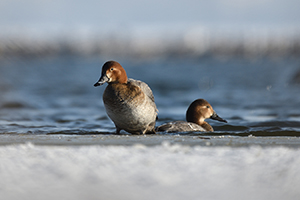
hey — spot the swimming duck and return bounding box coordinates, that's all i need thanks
[156,99,226,132]
[94,61,158,134]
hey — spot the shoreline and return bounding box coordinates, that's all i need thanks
[1,134,300,147]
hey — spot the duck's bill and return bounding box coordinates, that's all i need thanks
[210,112,227,123]
[94,74,109,87]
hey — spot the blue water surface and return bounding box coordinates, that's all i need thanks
[0,55,300,136]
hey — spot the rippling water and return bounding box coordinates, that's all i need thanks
[0,55,300,138]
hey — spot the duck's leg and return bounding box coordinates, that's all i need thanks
[148,129,156,134]
[143,127,156,134]
[116,127,121,134]
[145,121,157,134]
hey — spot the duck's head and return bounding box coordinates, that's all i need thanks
[186,99,227,125]
[94,61,128,87]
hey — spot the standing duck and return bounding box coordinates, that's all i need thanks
[94,61,158,134]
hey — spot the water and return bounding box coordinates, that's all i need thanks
[1,55,300,141]
[1,55,300,200]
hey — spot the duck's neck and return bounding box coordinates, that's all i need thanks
[118,75,128,84]
[187,116,213,132]
[201,121,214,132]
[118,68,128,84]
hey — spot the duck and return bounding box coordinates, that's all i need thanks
[94,61,158,134]
[156,99,227,133]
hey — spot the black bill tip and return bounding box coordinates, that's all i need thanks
[210,112,227,123]
[94,82,102,87]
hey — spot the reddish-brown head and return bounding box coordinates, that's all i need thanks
[94,61,128,86]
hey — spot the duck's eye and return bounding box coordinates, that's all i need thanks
[110,68,114,71]
[206,106,210,109]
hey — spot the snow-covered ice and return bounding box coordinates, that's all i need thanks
[1,142,300,200]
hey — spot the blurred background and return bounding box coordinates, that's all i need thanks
[0,0,300,135]
[1,0,300,58]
